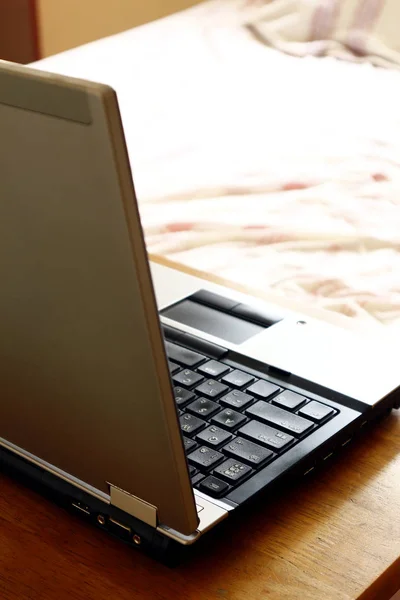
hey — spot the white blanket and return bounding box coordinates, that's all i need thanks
[33,0,400,329]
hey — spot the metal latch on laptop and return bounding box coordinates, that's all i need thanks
[108,484,158,528]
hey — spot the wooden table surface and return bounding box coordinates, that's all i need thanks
[1,257,400,600]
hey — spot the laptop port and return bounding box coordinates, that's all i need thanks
[342,438,352,447]
[303,466,315,476]
[108,517,131,541]
[71,501,90,516]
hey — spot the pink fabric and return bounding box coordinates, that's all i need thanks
[347,0,386,53]
[248,0,399,66]
[311,0,341,42]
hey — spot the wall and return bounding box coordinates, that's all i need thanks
[37,0,200,57]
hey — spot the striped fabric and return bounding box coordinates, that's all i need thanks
[247,0,400,67]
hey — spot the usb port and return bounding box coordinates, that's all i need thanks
[108,518,131,541]
[71,501,91,516]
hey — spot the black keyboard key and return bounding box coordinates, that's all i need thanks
[247,380,280,399]
[168,361,180,374]
[298,401,335,423]
[165,341,205,367]
[173,369,204,388]
[199,475,230,498]
[214,459,253,483]
[178,409,183,416]
[222,369,254,389]
[239,420,294,452]
[247,401,314,437]
[189,465,197,476]
[179,414,207,436]
[174,387,195,407]
[197,360,230,378]
[211,408,247,431]
[191,473,205,487]
[196,425,233,448]
[272,390,307,411]
[195,379,229,398]
[223,437,274,467]
[183,436,197,453]
[220,390,254,411]
[187,397,221,418]
[188,446,224,470]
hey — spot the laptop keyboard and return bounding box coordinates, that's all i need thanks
[166,340,338,499]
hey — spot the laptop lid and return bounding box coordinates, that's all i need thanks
[0,61,198,535]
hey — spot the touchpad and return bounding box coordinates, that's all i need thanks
[162,299,264,345]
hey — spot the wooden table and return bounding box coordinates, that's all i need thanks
[1,257,400,600]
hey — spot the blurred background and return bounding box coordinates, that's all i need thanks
[0,0,200,62]
[3,0,400,331]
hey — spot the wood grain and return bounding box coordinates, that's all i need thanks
[0,0,39,63]
[1,260,400,600]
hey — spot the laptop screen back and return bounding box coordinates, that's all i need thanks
[0,61,198,535]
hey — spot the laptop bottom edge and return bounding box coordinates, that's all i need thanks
[0,442,192,566]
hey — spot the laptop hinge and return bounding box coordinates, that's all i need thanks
[108,484,158,528]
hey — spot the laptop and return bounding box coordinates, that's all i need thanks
[1,60,399,564]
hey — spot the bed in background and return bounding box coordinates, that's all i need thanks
[32,0,400,331]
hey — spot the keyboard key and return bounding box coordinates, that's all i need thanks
[196,425,233,448]
[189,465,197,476]
[211,408,247,431]
[222,369,254,388]
[272,390,307,411]
[195,379,229,398]
[188,446,224,470]
[173,369,204,388]
[179,414,207,436]
[223,437,274,467]
[298,401,335,423]
[220,390,254,411]
[183,436,197,453]
[247,380,280,399]
[168,361,180,374]
[214,459,253,483]
[174,387,195,407]
[199,475,230,498]
[246,401,314,438]
[197,360,230,378]
[165,341,205,367]
[239,420,294,452]
[191,473,205,487]
[187,397,221,418]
